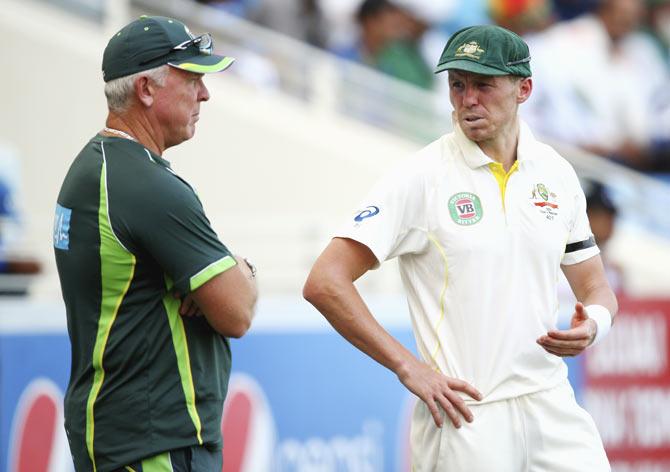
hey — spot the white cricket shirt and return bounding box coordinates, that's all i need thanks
[336,121,599,403]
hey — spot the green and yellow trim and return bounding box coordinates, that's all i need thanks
[86,148,136,471]
[189,255,236,291]
[488,160,519,212]
[427,232,449,372]
[170,56,235,74]
[142,451,174,472]
[163,279,203,445]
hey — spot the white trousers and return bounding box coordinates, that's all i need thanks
[410,380,610,471]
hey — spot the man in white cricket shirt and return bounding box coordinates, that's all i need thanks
[303,25,617,471]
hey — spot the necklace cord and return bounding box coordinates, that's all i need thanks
[103,127,136,142]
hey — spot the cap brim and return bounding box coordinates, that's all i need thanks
[168,54,235,74]
[434,59,508,76]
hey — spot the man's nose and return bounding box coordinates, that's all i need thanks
[199,81,210,102]
[463,84,478,106]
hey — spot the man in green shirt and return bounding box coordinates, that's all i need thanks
[53,15,257,472]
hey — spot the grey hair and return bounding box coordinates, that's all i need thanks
[104,65,169,113]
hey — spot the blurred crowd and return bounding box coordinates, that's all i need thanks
[195,0,670,175]
[0,144,41,295]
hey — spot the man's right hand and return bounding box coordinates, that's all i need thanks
[396,358,482,429]
[234,255,256,281]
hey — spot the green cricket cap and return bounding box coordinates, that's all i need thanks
[102,15,235,82]
[435,25,531,77]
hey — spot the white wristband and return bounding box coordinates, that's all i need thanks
[586,304,612,346]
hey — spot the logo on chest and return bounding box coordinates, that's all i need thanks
[530,183,559,220]
[448,192,483,225]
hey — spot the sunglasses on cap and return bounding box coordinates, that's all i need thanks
[140,33,214,65]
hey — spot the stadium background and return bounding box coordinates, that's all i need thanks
[1,0,669,470]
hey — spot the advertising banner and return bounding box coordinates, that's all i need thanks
[584,298,670,472]
[1,299,419,472]
[3,297,655,472]
[0,330,417,472]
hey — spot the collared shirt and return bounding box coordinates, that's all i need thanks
[54,135,236,472]
[337,121,598,403]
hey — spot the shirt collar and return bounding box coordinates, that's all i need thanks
[453,120,494,169]
[145,148,172,169]
[517,120,538,164]
[452,117,538,169]
[99,133,173,169]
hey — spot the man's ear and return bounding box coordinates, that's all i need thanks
[517,77,533,104]
[134,75,155,107]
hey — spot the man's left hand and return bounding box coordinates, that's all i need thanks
[174,291,203,317]
[536,302,597,357]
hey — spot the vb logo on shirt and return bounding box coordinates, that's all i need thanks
[448,192,483,225]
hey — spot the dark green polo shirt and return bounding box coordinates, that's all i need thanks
[54,135,236,472]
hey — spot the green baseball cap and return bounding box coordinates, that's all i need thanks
[435,25,531,77]
[102,15,235,82]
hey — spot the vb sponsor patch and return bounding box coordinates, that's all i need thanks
[448,192,483,225]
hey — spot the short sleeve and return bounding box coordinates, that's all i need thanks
[112,171,236,294]
[561,170,600,265]
[334,156,430,267]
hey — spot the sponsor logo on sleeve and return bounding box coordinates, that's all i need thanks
[53,204,72,250]
[448,192,483,225]
[354,206,380,223]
